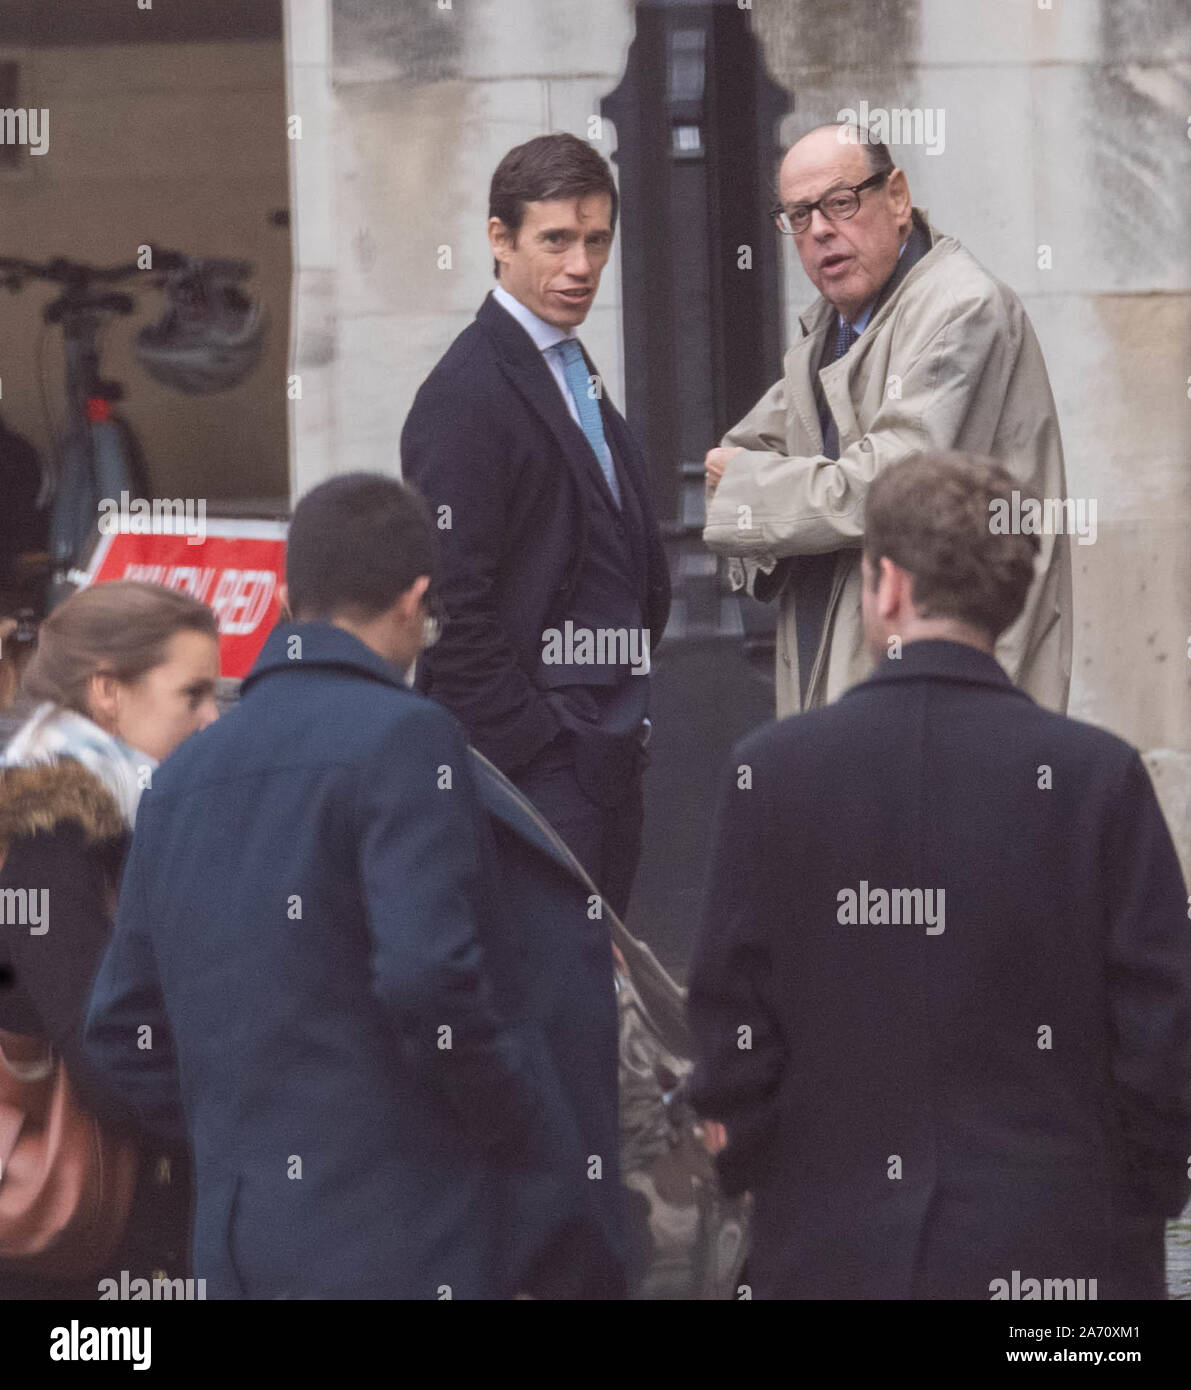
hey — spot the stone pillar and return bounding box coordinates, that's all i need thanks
[283,0,338,499]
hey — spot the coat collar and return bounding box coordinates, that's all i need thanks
[0,758,126,850]
[796,207,949,341]
[847,638,1031,700]
[491,282,576,355]
[242,621,412,695]
[783,208,950,451]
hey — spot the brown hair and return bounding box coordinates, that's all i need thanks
[488,132,618,277]
[862,451,1040,639]
[19,582,219,716]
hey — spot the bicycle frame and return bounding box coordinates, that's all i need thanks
[0,251,182,611]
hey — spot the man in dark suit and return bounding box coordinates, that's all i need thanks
[688,451,1191,1300]
[402,132,670,918]
[84,474,625,1299]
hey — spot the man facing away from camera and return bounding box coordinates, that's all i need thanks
[688,452,1191,1300]
[84,473,626,1299]
[704,123,1072,717]
[403,132,670,919]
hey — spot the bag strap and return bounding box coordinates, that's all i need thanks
[0,1033,55,1085]
[0,1101,24,1176]
[470,749,694,1057]
[0,1032,53,1180]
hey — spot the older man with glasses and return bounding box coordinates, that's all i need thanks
[703,122,1072,716]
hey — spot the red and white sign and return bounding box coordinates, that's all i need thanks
[84,519,289,679]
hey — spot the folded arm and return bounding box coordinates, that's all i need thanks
[704,292,1005,561]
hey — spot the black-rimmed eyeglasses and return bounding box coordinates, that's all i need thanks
[771,170,889,236]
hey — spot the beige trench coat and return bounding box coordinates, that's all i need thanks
[703,211,1072,715]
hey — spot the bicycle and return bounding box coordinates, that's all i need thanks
[0,251,257,612]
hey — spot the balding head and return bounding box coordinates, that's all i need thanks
[775,124,913,322]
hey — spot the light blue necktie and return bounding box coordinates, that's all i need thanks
[554,338,621,508]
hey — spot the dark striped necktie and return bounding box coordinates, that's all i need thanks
[834,317,858,359]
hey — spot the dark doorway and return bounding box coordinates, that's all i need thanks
[603,0,791,975]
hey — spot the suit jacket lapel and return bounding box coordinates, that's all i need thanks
[477,293,613,503]
[583,345,654,587]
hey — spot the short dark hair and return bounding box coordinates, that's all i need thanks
[286,473,436,622]
[488,132,618,277]
[862,452,1040,640]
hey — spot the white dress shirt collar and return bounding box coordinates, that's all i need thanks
[492,283,576,354]
[491,284,584,427]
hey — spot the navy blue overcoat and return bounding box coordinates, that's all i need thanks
[85,622,624,1298]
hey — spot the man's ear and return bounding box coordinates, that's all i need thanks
[487,217,513,267]
[876,555,905,623]
[278,582,291,620]
[886,167,912,225]
[399,575,431,621]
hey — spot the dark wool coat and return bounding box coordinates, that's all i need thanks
[688,639,1191,1300]
[0,758,190,1299]
[83,622,625,1299]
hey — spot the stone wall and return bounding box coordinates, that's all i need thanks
[751,0,1191,875]
[283,0,1189,872]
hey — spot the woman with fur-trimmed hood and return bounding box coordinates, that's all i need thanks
[0,582,220,1298]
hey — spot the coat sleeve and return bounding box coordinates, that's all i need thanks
[1102,753,1191,1218]
[401,375,564,774]
[83,822,188,1148]
[357,700,541,1153]
[686,746,787,1197]
[703,290,1006,559]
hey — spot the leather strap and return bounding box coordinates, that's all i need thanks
[0,1036,55,1085]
